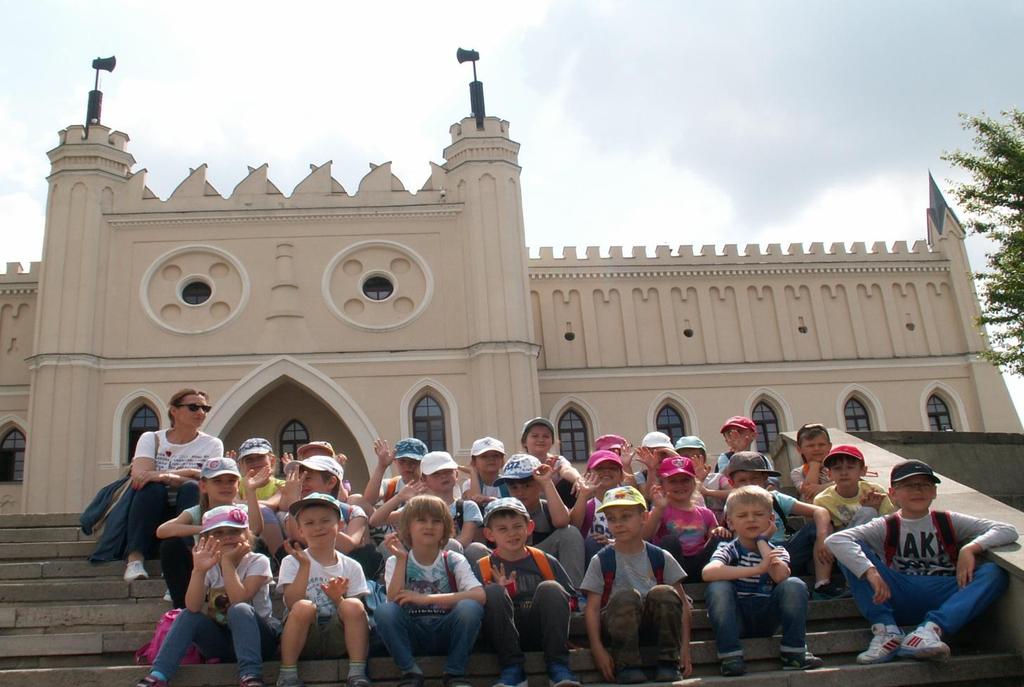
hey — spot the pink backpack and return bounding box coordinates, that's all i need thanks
[134,609,214,665]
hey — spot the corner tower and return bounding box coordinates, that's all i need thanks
[443,117,540,441]
[23,124,135,510]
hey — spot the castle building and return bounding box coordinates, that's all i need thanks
[0,111,1019,513]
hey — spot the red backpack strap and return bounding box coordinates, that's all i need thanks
[883,513,901,567]
[527,546,556,580]
[383,477,399,502]
[644,542,665,584]
[581,498,596,537]
[598,545,617,608]
[442,550,458,592]
[478,555,493,584]
[931,511,959,564]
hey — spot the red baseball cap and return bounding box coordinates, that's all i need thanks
[823,444,865,467]
[658,456,696,479]
[587,449,623,471]
[720,416,756,434]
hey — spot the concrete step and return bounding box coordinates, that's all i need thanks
[0,650,1019,687]
[0,560,161,581]
[0,541,96,561]
[0,577,167,604]
[0,514,82,528]
[0,527,92,544]
[0,600,169,634]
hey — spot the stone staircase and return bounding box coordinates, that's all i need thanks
[0,513,1021,687]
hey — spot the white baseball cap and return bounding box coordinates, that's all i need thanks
[641,431,674,450]
[421,451,460,475]
[471,437,505,456]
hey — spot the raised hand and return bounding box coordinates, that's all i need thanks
[223,538,251,566]
[383,532,409,560]
[636,446,661,472]
[225,449,238,459]
[649,483,668,509]
[373,439,395,468]
[281,466,302,503]
[320,576,350,605]
[692,460,711,482]
[860,490,885,510]
[397,480,427,502]
[493,562,518,588]
[192,536,222,573]
[282,539,311,567]
[244,465,271,493]
[533,463,555,484]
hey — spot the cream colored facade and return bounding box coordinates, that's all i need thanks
[0,113,1019,513]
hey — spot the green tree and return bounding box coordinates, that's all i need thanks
[943,108,1024,374]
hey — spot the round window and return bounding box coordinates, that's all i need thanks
[181,280,212,305]
[362,275,394,301]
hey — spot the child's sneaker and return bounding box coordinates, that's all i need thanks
[124,560,148,582]
[780,651,824,671]
[494,664,527,687]
[134,676,168,687]
[442,675,474,687]
[857,624,904,664]
[653,661,682,682]
[546,661,580,687]
[614,667,647,684]
[239,677,266,687]
[898,622,950,661]
[719,657,746,677]
[811,580,851,600]
[275,673,304,687]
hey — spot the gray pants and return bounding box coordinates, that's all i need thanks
[483,581,571,667]
[602,586,683,667]
[533,526,585,587]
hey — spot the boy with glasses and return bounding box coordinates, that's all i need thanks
[826,460,1018,664]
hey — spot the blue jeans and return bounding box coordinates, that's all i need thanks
[782,523,817,577]
[705,577,809,658]
[152,604,279,680]
[839,544,1008,635]
[126,481,199,558]
[374,600,484,675]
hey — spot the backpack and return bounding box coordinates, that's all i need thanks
[134,609,212,666]
[597,542,665,608]
[477,546,555,584]
[453,499,465,532]
[883,511,958,567]
[382,476,402,502]
[772,495,796,536]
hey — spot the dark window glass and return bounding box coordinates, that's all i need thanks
[413,396,446,451]
[752,401,779,453]
[0,429,26,482]
[558,409,589,462]
[280,420,310,459]
[844,398,872,432]
[362,276,394,301]
[127,405,159,463]
[655,405,686,443]
[181,281,212,305]
[927,395,954,431]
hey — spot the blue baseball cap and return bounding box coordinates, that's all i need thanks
[674,436,706,452]
[238,437,273,458]
[494,454,542,485]
[288,492,344,517]
[483,497,530,525]
[394,438,428,461]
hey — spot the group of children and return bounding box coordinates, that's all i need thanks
[132,415,1019,686]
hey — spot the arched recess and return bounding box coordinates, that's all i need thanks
[399,378,461,453]
[547,395,600,440]
[743,388,794,431]
[919,381,969,431]
[645,392,700,438]
[206,356,379,468]
[835,384,887,431]
[109,389,165,468]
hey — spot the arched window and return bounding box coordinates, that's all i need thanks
[655,405,686,443]
[280,420,310,459]
[927,395,954,431]
[558,409,589,462]
[752,401,779,453]
[127,405,160,463]
[413,396,446,451]
[0,429,26,482]
[844,398,872,432]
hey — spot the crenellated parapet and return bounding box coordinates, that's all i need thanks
[0,263,40,293]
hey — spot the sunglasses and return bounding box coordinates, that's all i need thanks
[175,403,212,412]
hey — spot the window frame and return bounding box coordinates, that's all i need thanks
[655,404,686,443]
[412,395,447,452]
[557,408,590,462]
[0,428,26,483]
[751,401,780,453]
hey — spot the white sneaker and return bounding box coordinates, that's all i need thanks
[857,623,904,664]
[162,589,172,602]
[898,622,950,661]
[124,560,149,582]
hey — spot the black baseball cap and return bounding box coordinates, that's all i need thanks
[890,460,941,486]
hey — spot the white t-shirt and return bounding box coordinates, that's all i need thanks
[204,551,275,623]
[135,430,224,472]
[278,551,369,620]
[384,549,481,615]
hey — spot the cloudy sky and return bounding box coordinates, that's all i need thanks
[2,1,1024,420]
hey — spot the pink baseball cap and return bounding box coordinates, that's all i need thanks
[587,449,623,471]
[594,434,627,452]
[720,416,756,434]
[658,456,696,479]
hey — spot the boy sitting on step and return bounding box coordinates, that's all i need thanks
[703,486,824,677]
[581,486,692,684]
[825,460,1018,665]
[474,497,581,687]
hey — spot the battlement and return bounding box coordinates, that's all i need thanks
[528,240,945,268]
[0,262,41,283]
[55,124,130,151]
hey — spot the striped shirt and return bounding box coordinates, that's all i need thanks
[709,539,790,597]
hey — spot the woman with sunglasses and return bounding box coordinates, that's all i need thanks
[123,388,224,582]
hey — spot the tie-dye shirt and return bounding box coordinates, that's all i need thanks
[654,504,719,556]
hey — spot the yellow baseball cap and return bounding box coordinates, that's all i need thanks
[597,485,648,512]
